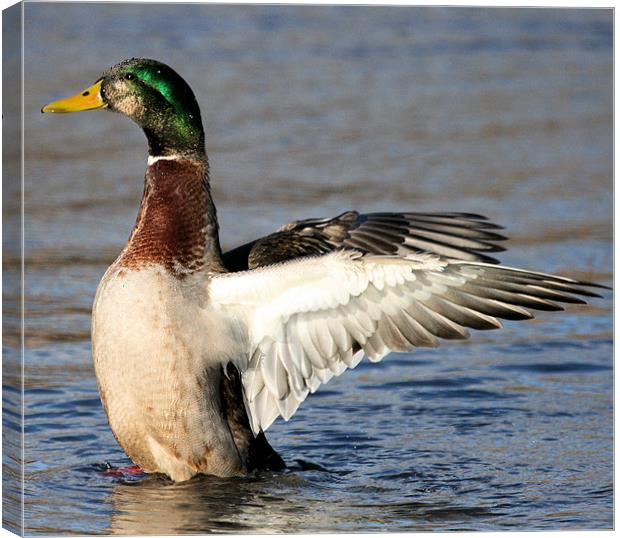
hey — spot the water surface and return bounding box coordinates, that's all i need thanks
[3,5,613,534]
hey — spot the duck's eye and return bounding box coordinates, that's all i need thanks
[124,73,135,81]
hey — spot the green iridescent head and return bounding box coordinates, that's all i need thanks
[103,58,205,156]
[43,58,205,157]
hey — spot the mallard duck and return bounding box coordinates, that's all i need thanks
[42,58,607,483]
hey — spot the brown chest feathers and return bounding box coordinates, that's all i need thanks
[119,157,225,274]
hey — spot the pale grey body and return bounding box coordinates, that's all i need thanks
[92,263,245,481]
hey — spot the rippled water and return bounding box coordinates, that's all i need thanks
[4,5,613,534]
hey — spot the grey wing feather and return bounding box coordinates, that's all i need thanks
[222,211,508,271]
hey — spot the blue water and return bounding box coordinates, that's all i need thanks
[4,4,613,534]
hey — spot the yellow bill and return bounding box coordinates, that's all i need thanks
[41,79,106,113]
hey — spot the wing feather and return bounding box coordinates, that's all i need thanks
[210,250,605,433]
[222,211,508,270]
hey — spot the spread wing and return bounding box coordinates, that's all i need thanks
[209,250,604,434]
[222,211,508,271]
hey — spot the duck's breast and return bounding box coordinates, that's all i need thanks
[91,264,246,480]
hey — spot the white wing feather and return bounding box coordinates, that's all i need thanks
[209,250,596,434]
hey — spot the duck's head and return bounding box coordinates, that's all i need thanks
[42,58,205,157]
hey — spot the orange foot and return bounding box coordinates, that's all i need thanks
[102,463,144,477]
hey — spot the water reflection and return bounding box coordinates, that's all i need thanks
[106,471,326,534]
[104,469,504,534]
